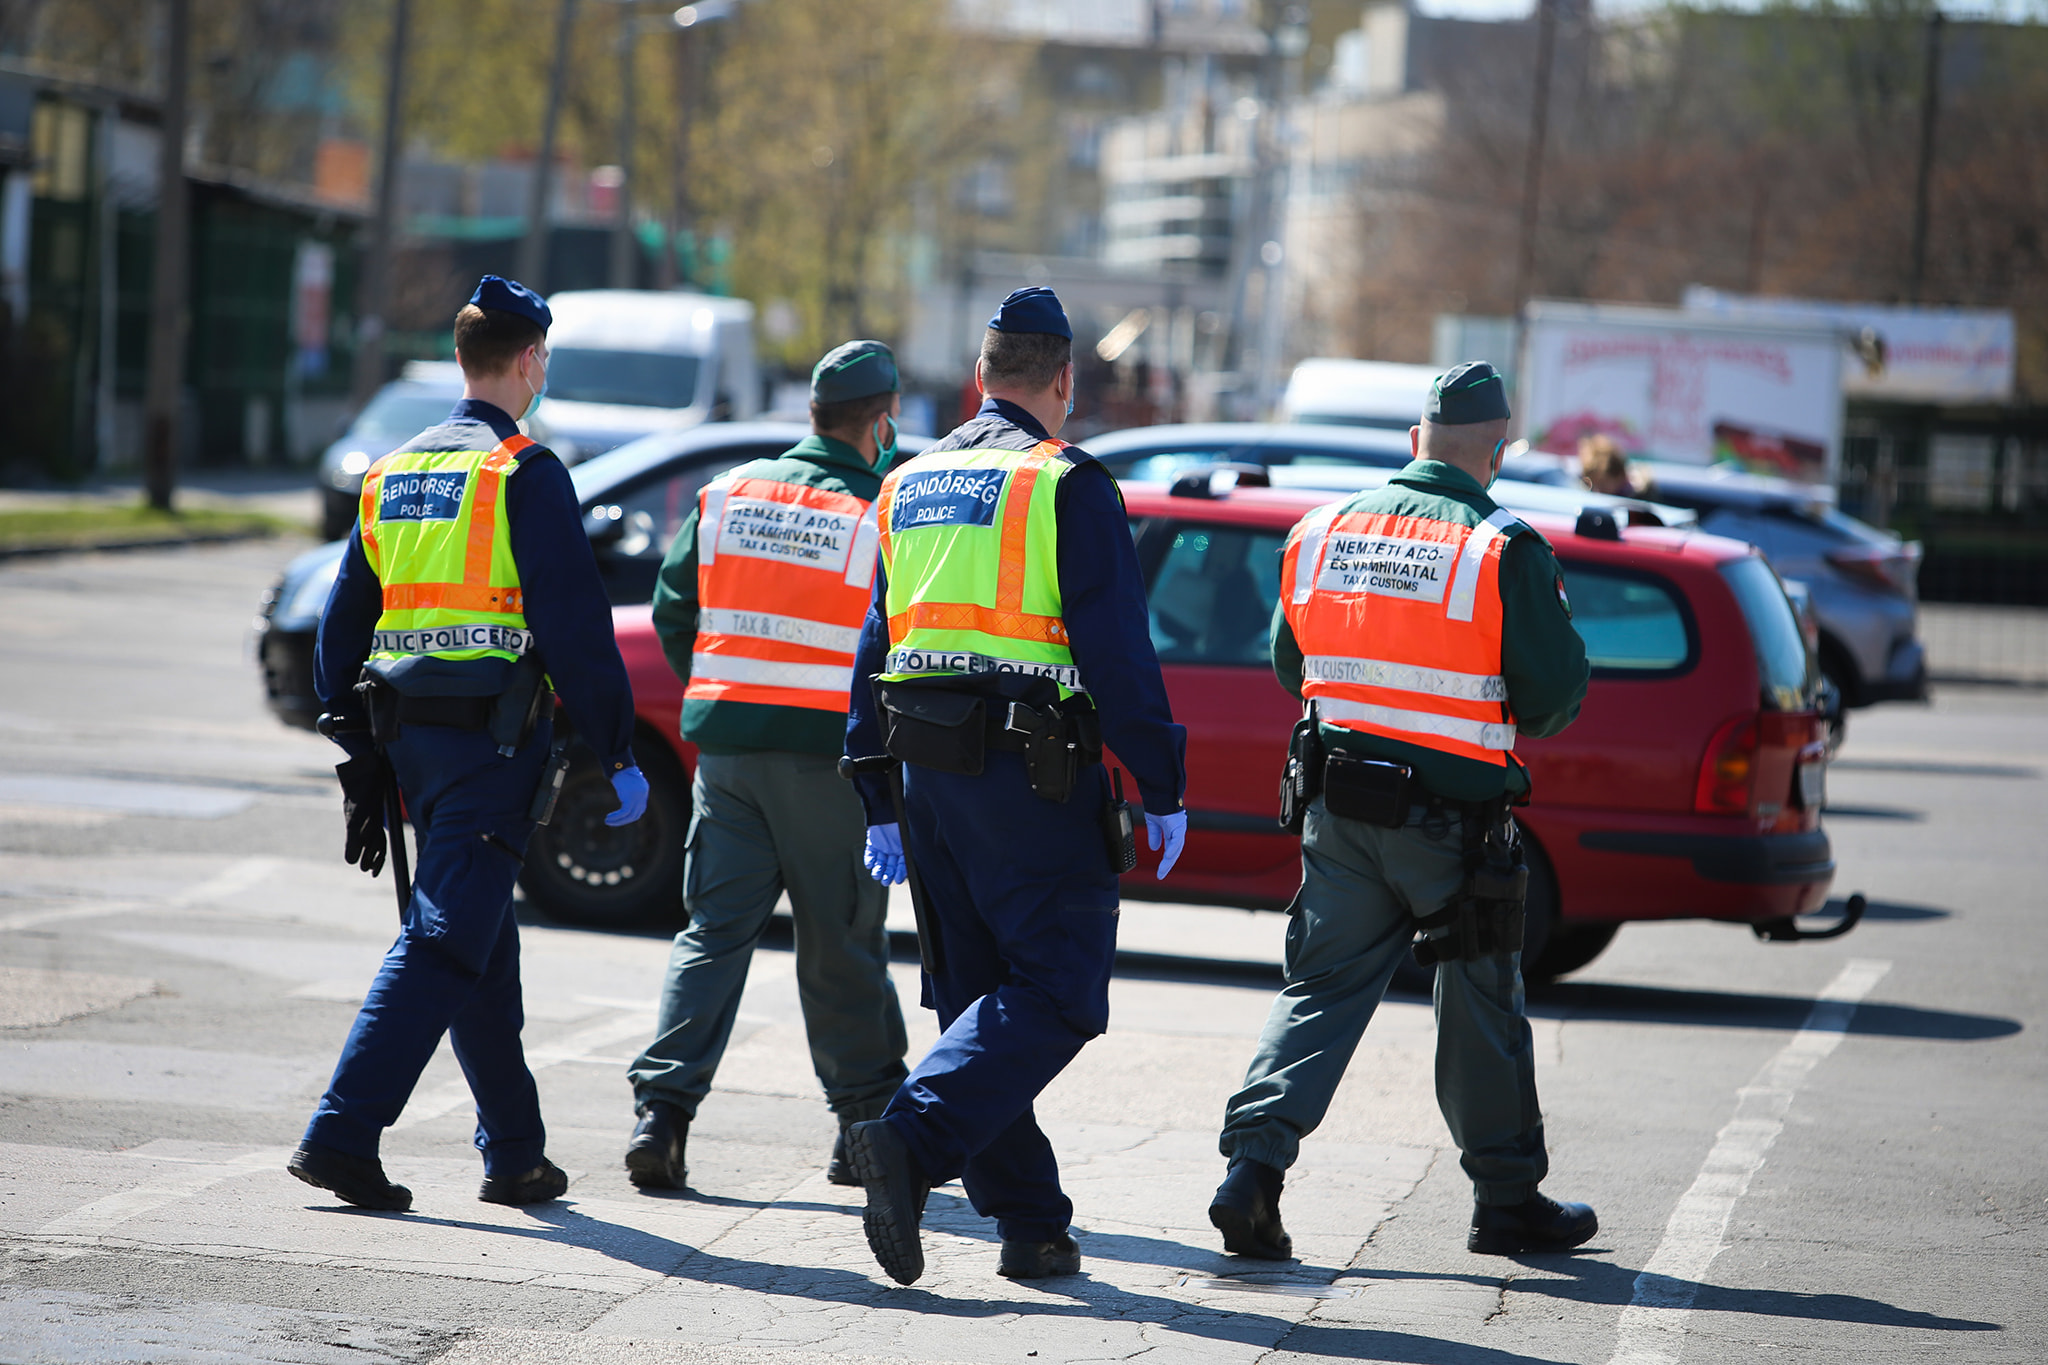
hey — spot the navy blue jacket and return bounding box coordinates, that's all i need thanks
[845,397,1187,818]
[315,398,637,772]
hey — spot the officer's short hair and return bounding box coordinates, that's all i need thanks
[811,392,895,439]
[978,326,1070,392]
[453,304,544,377]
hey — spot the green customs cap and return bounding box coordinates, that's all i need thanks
[1425,361,1511,425]
[811,340,900,404]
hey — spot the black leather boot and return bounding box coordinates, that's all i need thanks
[998,1234,1082,1279]
[846,1119,928,1285]
[827,1120,860,1187]
[479,1158,568,1206]
[287,1142,411,1212]
[1209,1158,1293,1260]
[1468,1194,1598,1254]
[625,1101,689,1191]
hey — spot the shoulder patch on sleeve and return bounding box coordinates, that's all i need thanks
[1555,573,1572,618]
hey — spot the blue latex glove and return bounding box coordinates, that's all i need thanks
[1146,810,1188,881]
[605,765,649,826]
[865,822,907,885]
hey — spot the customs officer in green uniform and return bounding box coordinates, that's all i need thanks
[622,342,910,1190]
[1209,362,1599,1259]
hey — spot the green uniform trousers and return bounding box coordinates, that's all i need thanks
[626,751,908,1122]
[1219,797,1548,1205]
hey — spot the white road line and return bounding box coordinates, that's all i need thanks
[389,1011,654,1130]
[168,856,280,907]
[34,1147,287,1238]
[1607,958,1891,1365]
[0,856,279,934]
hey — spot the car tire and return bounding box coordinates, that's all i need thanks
[519,732,690,929]
[1527,923,1618,980]
[320,488,359,542]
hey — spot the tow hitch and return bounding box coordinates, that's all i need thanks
[1754,891,1866,942]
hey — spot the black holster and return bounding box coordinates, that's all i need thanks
[489,653,552,757]
[1412,801,1529,966]
[1277,707,1324,834]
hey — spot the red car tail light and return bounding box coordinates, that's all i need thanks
[1825,542,1921,597]
[1696,714,1760,814]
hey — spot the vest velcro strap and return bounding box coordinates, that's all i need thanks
[889,601,1068,646]
[1318,697,1518,751]
[1302,656,1509,703]
[382,582,525,614]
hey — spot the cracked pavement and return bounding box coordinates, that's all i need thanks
[2,541,2043,1363]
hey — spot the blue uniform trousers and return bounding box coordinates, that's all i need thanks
[304,719,551,1178]
[883,751,1120,1245]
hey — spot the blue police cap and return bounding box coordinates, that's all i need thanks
[1425,361,1510,425]
[468,275,551,334]
[812,340,900,404]
[987,286,1071,340]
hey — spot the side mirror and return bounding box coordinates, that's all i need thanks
[584,505,626,547]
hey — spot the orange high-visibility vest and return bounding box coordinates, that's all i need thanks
[1281,501,1524,766]
[684,470,881,714]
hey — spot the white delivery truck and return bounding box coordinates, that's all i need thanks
[535,290,760,462]
[1517,300,1844,486]
[1278,358,1439,430]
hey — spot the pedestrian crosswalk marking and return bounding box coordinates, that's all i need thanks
[1606,958,1891,1365]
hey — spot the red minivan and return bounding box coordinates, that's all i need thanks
[1108,477,1838,977]
[574,475,1840,980]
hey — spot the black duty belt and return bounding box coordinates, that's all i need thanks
[395,694,495,730]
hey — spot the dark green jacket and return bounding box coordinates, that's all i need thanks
[651,434,889,757]
[1272,459,1589,802]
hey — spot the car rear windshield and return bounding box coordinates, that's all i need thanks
[1147,523,1287,665]
[1720,554,1811,710]
[547,348,703,408]
[352,391,458,441]
[1556,563,1695,675]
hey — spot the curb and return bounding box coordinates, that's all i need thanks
[0,525,285,561]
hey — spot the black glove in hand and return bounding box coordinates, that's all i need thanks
[336,754,389,877]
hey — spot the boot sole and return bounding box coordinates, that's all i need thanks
[847,1125,924,1286]
[624,1144,685,1190]
[287,1157,410,1212]
[1209,1200,1293,1261]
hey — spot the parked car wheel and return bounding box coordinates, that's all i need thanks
[520,732,690,928]
[1527,922,1619,981]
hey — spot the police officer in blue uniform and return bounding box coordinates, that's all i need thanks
[288,277,648,1212]
[840,286,1189,1284]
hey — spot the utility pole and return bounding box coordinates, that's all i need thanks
[1907,9,1944,306]
[609,0,638,289]
[142,0,191,512]
[352,0,411,411]
[1507,0,1558,406]
[518,0,581,290]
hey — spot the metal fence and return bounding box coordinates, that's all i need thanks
[1920,604,2048,687]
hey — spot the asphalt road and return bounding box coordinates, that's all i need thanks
[1,538,2043,1365]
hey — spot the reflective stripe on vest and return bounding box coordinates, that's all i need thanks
[361,435,533,665]
[685,469,877,713]
[876,441,1080,697]
[1284,500,1521,766]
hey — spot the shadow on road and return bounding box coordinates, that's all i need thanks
[1351,1262,1999,1333]
[1527,980,2019,1041]
[379,1198,1582,1364]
